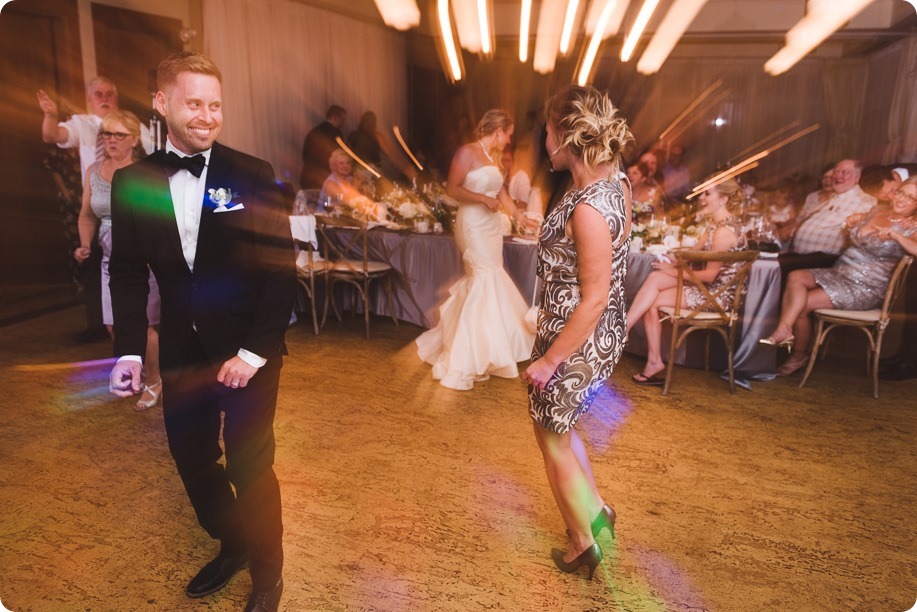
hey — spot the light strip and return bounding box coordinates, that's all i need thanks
[478,0,491,54]
[636,0,708,74]
[687,162,761,199]
[335,136,381,179]
[438,0,463,81]
[519,0,532,62]
[665,87,730,144]
[657,79,722,141]
[764,0,875,75]
[559,0,580,55]
[393,126,424,171]
[687,124,821,198]
[620,0,661,62]
[727,120,801,165]
[577,0,617,86]
[585,0,627,38]
[533,0,565,74]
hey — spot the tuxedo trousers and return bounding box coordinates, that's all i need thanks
[162,332,283,589]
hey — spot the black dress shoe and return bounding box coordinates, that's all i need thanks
[244,577,283,612]
[879,360,917,381]
[185,553,248,598]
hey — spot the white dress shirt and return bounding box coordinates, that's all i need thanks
[120,139,265,369]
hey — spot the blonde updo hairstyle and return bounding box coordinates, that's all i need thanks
[544,84,633,173]
[711,178,745,213]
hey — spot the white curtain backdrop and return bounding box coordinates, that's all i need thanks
[202,0,408,185]
[884,37,917,164]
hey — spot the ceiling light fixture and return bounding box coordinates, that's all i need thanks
[371,0,420,31]
[519,0,533,62]
[437,0,464,81]
[559,0,581,55]
[620,0,661,62]
[636,0,708,74]
[576,0,618,86]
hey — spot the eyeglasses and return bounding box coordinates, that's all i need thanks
[100,131,131,141]
[893,189,917,205]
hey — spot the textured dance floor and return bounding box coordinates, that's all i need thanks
[0,307,914,611]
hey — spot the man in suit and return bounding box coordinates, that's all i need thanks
[108,52,294,612]
[299,104,346,189]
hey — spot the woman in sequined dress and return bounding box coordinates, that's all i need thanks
[762,176,917,376]
[521,85,632,580]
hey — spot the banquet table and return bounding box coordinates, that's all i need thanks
[312,217,780,378]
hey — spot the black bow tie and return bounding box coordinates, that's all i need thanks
[164,151,206,177]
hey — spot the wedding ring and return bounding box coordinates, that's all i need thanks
[231,381,239,387]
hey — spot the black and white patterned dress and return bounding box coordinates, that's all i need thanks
[528,179,629,434]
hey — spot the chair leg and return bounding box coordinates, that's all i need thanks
[726,341,736,394]
[799,319,825,388]
[320,275,331,329]
[309,276,319,335]
[363,280,371,339]
[662,322,679,396]
[872,328,883,400]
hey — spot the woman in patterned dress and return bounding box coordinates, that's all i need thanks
[625,179,746,385]
[521,85,633,579]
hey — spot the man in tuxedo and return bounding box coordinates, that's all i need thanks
[108,52,294,612]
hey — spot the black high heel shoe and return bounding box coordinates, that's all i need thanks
[551,542,603,580]
[567,504,617,540]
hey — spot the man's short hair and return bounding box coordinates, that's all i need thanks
[860,165,895,195]
[326,105,346,120]
[86,76,116,96]
[157,52,223,91]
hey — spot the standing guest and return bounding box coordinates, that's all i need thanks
[299,104,346,189]
[626,179,746,385]
[662,144,691,201]
[761,177,917,376]
[37,78,152,343]
[779,159,876,282]
[74,110,163,410]
[108,52,295,612]
[416,109,535,390]
[522,85,632,579]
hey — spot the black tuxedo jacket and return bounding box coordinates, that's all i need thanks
[109,142,295,373]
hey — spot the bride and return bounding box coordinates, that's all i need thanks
[416,109,535,390]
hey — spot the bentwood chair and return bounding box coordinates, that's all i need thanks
[294,237,331,335]
[799,256,912,399]
[314,214,399,339]
[658,249,759,395]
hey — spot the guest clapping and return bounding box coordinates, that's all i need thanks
[761,177,917,376]
[626,179,746,385]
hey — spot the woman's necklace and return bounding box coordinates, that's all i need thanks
[478,139,494,164]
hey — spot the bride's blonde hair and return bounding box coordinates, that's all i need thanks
[544,85,633,173]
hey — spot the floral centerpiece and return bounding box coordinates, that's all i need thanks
[382,186,436,227]
[336,194,388,223]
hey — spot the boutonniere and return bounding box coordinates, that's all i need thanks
[208,187,235,211]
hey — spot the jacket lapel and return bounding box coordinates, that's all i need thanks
[144,149,187,269]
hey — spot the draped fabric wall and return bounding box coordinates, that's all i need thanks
[202,0,408,185]
[884,37,917,164]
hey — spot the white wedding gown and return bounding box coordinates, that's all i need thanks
[416,165,535,390]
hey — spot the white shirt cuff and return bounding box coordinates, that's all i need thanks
[118,355,143,364]
[238,349,267,368]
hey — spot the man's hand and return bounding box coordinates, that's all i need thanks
[36,89,58,117]
[110,360,142,397]
[217,356,258,389]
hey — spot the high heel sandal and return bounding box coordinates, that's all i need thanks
[551,542,603,580]
[134,380,162,411]
[759,335,794,352]
[567,504,617,540]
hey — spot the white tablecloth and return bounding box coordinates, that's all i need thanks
[289,215,317,249]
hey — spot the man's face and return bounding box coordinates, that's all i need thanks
[87,82,118,118]
[832,160,860,194]
[155,72,223,155]
[640,152,657,175]
[330,114,346,129]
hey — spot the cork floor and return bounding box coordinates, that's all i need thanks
[0,308,914,611]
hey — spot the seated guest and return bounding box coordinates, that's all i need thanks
[779,159,876,282]
[860,164,901,204]
[626,178,747,385]
[639,150,665,193]
[765,185,801,245]
[626,161,662,223]
[663,144,691,202]
[880,178,917,381]
[319,148,360,210]
[501,147,532,210]
[761,176,917,376]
